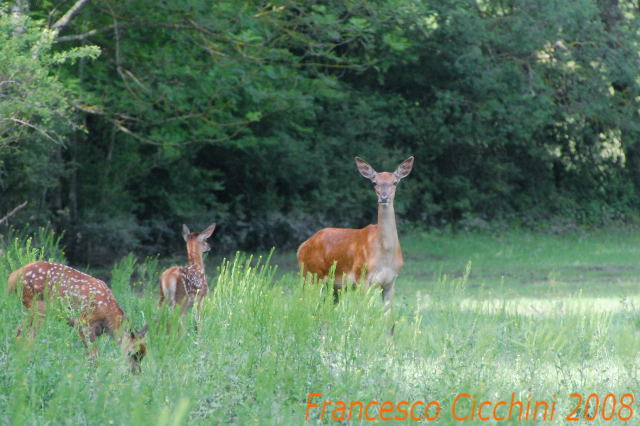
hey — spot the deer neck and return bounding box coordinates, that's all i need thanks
[377,202,399,252]
[109,311,125,339]
[187,248,205,274]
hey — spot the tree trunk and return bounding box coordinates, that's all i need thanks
[10,0,29,35]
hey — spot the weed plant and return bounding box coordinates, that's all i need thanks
[1,230,639,424]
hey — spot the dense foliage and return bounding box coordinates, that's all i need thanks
[2,0,640,263]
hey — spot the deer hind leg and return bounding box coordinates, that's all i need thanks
[19,292,46,339]
[179,291,195,318]
[331,271,355,304]
[166,276,178,309]
[193,288,208,329]
[332,272,360,304]
[194,292,202,320]
[160,271,178,308]
[192,298,200,332]
[332,279,342,304]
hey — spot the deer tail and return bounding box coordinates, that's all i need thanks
[7,266,25,293]
[158,276,165,305]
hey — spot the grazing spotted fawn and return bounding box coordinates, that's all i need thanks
[8,261,148,373]
[159,223,216,315]
[297,156,414,329]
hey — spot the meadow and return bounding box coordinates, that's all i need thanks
[1,227,640,424]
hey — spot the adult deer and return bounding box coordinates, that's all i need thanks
[8,261,148,373]
[159,223,216,315]
[297,156,414,319]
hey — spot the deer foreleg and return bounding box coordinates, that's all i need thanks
[73,315,99,359]
[381,282,396,336]
[381,283,394,312]
[75,322,89,348]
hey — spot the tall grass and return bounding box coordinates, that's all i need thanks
[1,231,640,424]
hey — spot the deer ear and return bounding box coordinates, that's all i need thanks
[355,157,377,181]
[198,223,216,241]
[394,156,414,180]
[182,224,191,242]
[138,323,149,337]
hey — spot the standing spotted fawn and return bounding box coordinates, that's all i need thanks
[8,261,148,373]
[159,223,216,315]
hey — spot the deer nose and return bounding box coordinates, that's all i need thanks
[380,194,389,203]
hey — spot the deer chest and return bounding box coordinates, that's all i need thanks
[367,265,399,288]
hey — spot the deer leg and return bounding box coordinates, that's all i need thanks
[72,315,99,358]
[18,289,36,337]
[168,277,178,309]
[381,282,396,336]
[88,329,99,359]
[75,323,89,349]
[333,280,341,304]
[20,300,46,339]
[191,292,203,332]
[179,293,193,316]
[195,292,204,320]
[332,288,340,304]
[381,283,394,312]
[79,325,100,359]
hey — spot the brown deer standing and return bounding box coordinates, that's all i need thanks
[159,223,216,315]
[297,157,414,325]
[8,261,148,373]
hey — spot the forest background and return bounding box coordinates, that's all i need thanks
[2,0,640,265]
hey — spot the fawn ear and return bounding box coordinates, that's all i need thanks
[138,323,149,337]
[198,223,216,241]
[182,224,191,242]
[355,157,377,181]
[394,156,414,180]
[131,323,148,339]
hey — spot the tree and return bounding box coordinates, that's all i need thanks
[0,6,98,226]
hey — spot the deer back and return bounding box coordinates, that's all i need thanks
[11,261,124,322]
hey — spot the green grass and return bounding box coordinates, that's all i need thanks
[399,228,640,297]
[2,228,640,424]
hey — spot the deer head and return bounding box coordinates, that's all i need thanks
[355,156,414,204]
[126,323,148,374]
[182,223,216,253]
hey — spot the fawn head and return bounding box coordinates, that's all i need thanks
[182,223,217,253]
[126,323,149,374]
[355,156,414,204]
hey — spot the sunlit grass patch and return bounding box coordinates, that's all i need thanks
[415,295,640,316]
[2,229,640,424]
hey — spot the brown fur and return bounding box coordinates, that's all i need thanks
[297,225,402,286]
[9,261,147,372]
[297,157,414,314]
[160,223,216,315]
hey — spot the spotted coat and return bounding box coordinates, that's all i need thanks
[8,260,147,372]
[159,223,215,313]
[9,261,124,331]
[159,263,209,311]
[181,263,207,295]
